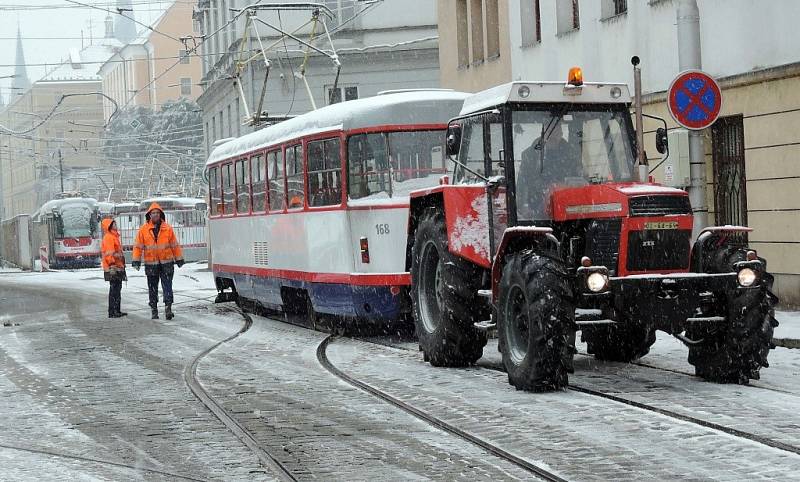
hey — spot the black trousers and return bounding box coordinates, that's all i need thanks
[146,263,174,308]
[108,280,122,316]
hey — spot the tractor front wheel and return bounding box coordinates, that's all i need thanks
[497,251,576,391]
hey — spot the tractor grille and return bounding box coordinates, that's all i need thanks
[628,196,692,216]
[585,219,621,274]
[626,229,691,271]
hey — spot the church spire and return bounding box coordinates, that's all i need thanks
[12,25,31,93]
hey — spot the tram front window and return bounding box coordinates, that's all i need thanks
[56,204,97,238]
[347,130,446,201]
[512,106,636,221]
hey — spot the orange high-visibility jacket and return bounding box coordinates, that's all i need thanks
[132,203,184,266]
[101,218,125,273]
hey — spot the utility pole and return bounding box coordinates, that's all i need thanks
[677,0,709,233]
[58,148,64,193]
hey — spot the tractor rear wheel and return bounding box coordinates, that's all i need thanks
[497,251,575,391]
[411,209,487,367]
[581,322,657,362]
[687,248,778,384]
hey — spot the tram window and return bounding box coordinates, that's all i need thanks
[308,138,342,207]
[347,133,390,200]
[222,163,234,215]
[209,167,221,215]
[251,154,266,212]
[268,150,285,211]
[286,144,304,209]
[387,130,447,195]
[235,159,250,214]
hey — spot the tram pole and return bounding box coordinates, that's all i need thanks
[58,148,64,193]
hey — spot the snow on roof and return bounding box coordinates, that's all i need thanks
[206,90,469,166]
[34,198,99,220]
[617,185,687,195]
[459,82,631,116]
[40,41,122,82]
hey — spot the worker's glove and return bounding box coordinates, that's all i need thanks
[132,261,141,271]
[176,260,185,268]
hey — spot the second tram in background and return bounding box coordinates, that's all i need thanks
[207,90,468,329]
[31,194,102,269]
[114,196,208,263]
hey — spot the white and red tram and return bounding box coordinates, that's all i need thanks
[207,90,468,325]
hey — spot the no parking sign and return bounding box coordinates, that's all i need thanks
[667,70,722,130]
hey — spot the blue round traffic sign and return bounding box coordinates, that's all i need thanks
[667,70,722,130]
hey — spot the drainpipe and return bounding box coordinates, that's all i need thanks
[677,0,709,234]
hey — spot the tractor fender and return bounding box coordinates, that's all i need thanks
[490,227,560,303]
[691,225,754,273]
[406,191,444,272]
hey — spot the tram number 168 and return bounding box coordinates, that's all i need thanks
[375,223,390,235]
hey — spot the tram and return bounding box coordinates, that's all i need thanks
[207,90,469,327]
[31,195,102,269]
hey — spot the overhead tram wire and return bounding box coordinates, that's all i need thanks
[64,0,184,44]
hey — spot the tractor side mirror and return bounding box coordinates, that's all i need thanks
[655,127,668,154]
[446,124,462,157]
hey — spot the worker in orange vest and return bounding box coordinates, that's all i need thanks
[131,203,184,320]
[101,218,127,318]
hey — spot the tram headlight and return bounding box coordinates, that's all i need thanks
[586,272,609,293]
[737,267,757,287]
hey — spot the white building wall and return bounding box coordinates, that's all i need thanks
[509,0,800,93]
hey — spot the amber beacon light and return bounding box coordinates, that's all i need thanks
[567,66,584,86]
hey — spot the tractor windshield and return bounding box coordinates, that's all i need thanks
[512,104,636,221]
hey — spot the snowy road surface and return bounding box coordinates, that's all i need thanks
[1,264,799,480]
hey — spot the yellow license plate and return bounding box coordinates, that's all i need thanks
[645,221,679,230]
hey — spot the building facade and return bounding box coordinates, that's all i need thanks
[437,0,800,304]
[195,0,441,155]
[99,1,203,119]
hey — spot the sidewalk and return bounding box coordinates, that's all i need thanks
[774,310,800,349]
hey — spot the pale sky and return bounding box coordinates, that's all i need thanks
[0,0,172,103]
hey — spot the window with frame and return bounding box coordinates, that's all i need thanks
[327,85,359,105]
[268,150,285,211]
[181,77,192,96]
[521,0,542,45]
[179,49,190,64]
[235,158,250,214]
[601,0,627,18]
[557,0,580,33]
[486,0,500,58]
[470,0,484,63]
[221,162,234,215]
[251,154,267,212]
[286,144,305,208]
[307,138,342,207]
[456,0,469,67]
[209,167,221,215]
[455,120,485,183]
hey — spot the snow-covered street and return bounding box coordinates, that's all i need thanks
[0,265,798,480]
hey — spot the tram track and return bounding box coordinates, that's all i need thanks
[356,335,800,458]
[316,335,567,482]
[183,306,297,482]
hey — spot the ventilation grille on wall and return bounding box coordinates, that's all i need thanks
[253,242,269,266]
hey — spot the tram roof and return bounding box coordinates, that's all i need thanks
[139,197,206,211]
[206,90,470,166]
[34,197,98,219]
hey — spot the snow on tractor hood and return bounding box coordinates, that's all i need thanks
[550,183,690,221]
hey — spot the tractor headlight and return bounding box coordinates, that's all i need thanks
[737,267,757,287]
[586,272,609,293]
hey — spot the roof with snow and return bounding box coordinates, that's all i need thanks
[206,90,469,166]
[39,40,123,83]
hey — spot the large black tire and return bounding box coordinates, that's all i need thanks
[581,322,657,362]
[687,248,779,384]
[410,209,488,367]
[497,251,576,392]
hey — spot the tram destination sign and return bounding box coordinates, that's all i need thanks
[667,70,722,130]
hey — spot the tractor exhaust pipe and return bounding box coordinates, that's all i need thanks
[632,56,647,183]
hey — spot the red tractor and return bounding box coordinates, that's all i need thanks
[406,70,778,392]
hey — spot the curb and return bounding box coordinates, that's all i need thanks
[772,337,800,349]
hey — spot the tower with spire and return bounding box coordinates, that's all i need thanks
[11,25,31,94]
[114,0,137,44]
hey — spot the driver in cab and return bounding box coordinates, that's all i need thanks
[517,125,583,220]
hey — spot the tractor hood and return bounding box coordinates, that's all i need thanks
[550,183,690,221]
